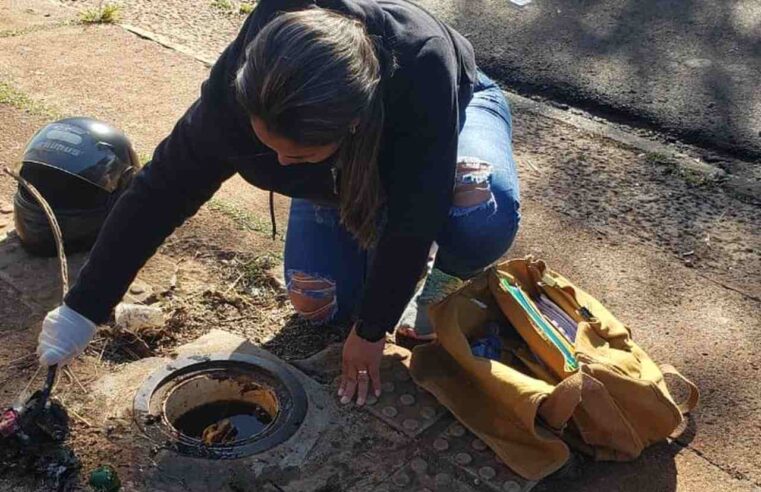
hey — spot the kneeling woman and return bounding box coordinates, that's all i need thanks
[37,0,520,406]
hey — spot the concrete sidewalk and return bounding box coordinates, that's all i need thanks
[1,2,760,490]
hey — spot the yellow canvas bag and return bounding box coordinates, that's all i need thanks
[409,256,699,480]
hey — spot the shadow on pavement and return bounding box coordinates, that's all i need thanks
[440,0,761,160]
[537,441,681,492]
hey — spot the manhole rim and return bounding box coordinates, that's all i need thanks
[133,352,308,459]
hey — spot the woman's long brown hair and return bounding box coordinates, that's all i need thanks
[235,8,394,248]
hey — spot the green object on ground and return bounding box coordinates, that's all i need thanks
[89,465,121,492]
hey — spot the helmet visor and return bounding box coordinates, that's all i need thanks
[22,121,129,193]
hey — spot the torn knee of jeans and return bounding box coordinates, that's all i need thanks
[286,271,338,323]
[451,157,496,216]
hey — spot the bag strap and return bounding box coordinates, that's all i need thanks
[660,364,700,414]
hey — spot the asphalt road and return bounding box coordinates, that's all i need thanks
[417,0,761,163]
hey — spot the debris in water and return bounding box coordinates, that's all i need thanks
[201,418,238,445]
[173,400,273,445]
[89,464,121,492]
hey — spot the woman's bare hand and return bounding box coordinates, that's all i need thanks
[339,326,384,406]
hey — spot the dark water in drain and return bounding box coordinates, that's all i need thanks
[173,401,273,441]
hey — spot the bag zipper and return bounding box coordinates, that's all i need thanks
[500,278,579,372]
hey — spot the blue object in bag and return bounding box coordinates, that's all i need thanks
[471,335,502,360]
[470,322,503,360]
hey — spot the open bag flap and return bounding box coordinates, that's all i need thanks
[409,272,572,481]
[410,343,571,481]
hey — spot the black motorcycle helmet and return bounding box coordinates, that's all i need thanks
[13,117,139,256]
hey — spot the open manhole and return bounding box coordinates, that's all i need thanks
[134,353,307,459]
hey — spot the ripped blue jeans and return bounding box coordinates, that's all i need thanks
[283,70,520,325]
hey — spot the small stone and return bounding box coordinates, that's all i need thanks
[502,481,521,492]
[365,395,378,406]
[129,284,146,295]
[479,466,497,480]
[381,382,395,392]
[448,423,466,437]
[420,406,436,419]
[381,406,398,418]
[471,439,487,451]
[455,452,473,465]
[400,394,415,406]
[433,438,450,451]
[402,419,420,431]
[410,457,428,474]
[115,303,164,332]
[392,471,411,487]
[434,473,452,487]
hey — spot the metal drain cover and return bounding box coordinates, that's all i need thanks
[134,352,307,459]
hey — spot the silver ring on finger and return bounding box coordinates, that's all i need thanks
[357,369,369,379]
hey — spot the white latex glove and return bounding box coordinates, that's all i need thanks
[37,304,97,367]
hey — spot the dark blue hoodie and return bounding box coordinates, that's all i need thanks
[66,0,477,341]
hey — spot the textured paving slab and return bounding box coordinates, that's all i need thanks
[429,421,536,492]
[372,454,479,492]
[360,345,536,491]
[365,344,449,438]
